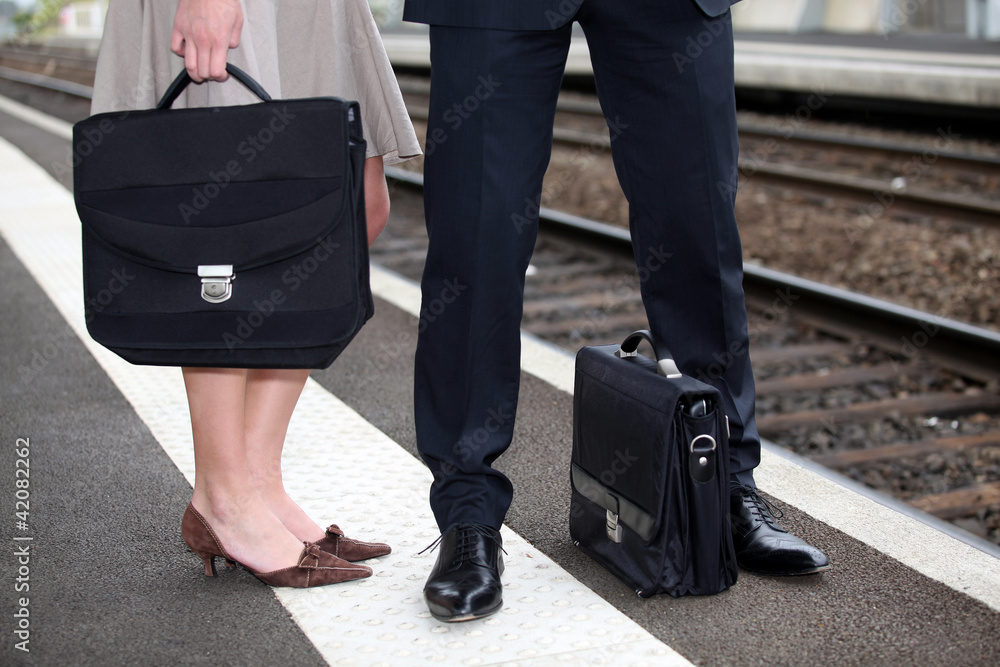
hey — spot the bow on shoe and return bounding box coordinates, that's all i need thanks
[315,524,392,561]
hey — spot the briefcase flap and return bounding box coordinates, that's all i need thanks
[73,98,359,273]
[572,343,721,542]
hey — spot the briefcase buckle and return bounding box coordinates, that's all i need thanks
[198,265,235,304]
[606,510,623,543]
[605,493,623,543]
[689,434,718,484]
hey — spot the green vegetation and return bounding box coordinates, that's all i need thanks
[14,0,71,36]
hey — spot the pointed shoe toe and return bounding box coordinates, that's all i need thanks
[315,524,391,562]
[737,531,830,576]
[180,504,372,588]
[250,543,373,588]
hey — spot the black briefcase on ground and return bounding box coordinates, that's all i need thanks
[569,330,738,597]
[73,65,372,368]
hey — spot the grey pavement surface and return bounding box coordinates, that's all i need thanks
[2,101,1000,665]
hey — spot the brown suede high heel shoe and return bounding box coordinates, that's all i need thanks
[314,524,391,561]
[181,504,372,587]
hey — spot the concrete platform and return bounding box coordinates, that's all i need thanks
[2,95,1000,665]
[380,25,1000,108]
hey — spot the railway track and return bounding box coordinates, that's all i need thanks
[0,43,98,88]
[380,169,1000,547]
[396,76,1000,227]
[2,50,999,547]
[4,46,997,223]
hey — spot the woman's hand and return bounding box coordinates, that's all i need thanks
[170,0,243,82]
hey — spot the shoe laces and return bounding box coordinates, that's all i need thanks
[731,482,783,527]
[418,522,507,560]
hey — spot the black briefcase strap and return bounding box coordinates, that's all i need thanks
[156,64,272,109]
[617,329,682,379]
[571,463,657,542]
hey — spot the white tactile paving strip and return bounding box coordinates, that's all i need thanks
[0,133,690,664]
[5,93,1000,658]
[368,168,1000,615]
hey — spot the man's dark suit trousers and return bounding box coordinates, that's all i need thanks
[414,0,760,530]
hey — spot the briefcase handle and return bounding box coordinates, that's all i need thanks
[616,329,683,379]
[156,64,272,110]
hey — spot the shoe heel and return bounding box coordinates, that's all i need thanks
[182,504,236,578]
[196,552,218,577]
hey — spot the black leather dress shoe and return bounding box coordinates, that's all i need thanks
[423,522,505,622]
[731,484,830,576]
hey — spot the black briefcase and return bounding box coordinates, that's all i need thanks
[569,330,738,597]
[73,65,372,368]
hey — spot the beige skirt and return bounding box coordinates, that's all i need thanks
[91,0,420,165]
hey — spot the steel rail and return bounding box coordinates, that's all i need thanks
[0,64,94,98]
[0,45,100,71]
[6,62,998,546]
[5,62,997,223]
[385,165,1000,383]
[6,58,997,168]
[397,77,1000,169]
[403,102,1000,226]
[6,66,997,381]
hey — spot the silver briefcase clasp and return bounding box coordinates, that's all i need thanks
[605,493,623,543]
[198,265,234,304]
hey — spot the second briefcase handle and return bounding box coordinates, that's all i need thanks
[156,63,272,110]
[616,329,683,379]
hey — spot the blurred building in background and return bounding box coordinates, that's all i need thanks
[55,0,103,38]
[5,0,999,43]
[0,1,22,40]
[732,0,999,39]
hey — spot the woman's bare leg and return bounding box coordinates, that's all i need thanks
[184,367,305,572]
[242,368,326,542]
[244,158,389,539]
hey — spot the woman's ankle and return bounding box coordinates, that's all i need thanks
[187,490,306,572]
[256,488,325,543]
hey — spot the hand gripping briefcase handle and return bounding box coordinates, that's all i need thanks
[157,64,272,109]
